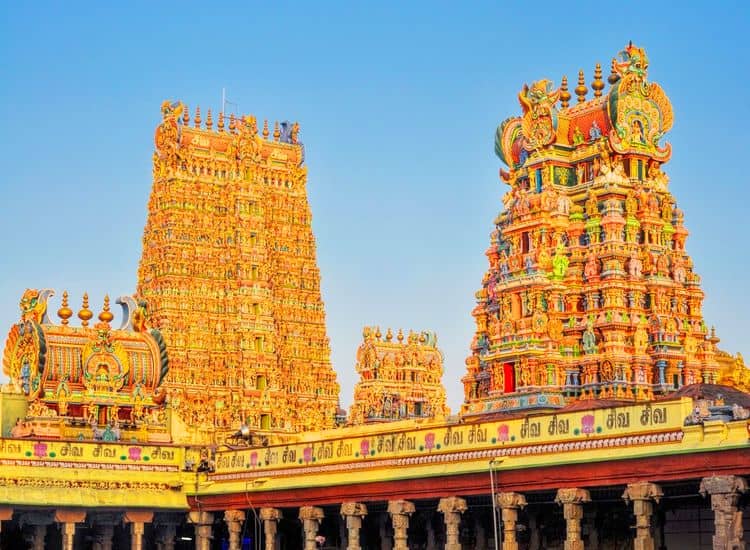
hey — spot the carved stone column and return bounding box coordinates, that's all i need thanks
[700,475,748,550]
[55,510,86,550]
[154,512,180,550]
[555,488,590,550]
[188,511,214,550]
[387,500,415,550]
[299,506,324,550]
[623,482,663,550]
[93,524,115,550]
[475,517,487,550]
[379,513,393,550]
[125,510,153,550]
[425,516,436,550]
[224,510,245,550]
[91,512,122,550]
[341,502,367,550]
[260,508,282,550]
[496,492,527,550]
[528,513,540,550]
[155,523,176,550]
[438,497,468,550]
[30,524,47,550]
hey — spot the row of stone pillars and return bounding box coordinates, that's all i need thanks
[199,497,468,550]
[0,510,160,550]
[193,476,747,550]
[493,476,747,550]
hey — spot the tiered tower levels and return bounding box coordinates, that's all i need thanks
[349,327,449,425]
[462,44,732,417]
[138,103,339,438]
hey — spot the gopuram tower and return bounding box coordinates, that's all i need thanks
[462,44,735,417]
[138,102,339,439]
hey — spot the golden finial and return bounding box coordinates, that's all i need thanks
[397,328,404,343]
[218,112,225,132]
[273,121,280,141]
[262,120,269,139]
[182,104,190,125]
[57,290,73,325]
[419,333,426,344]
[206,109,213,130]
[575,70,588,103]
[229,113,236,133]
[375,326,382,340]
[78,293,93,327]
[98,295,114,324]
[560,75,571,109]
[386,328,393,342]
[194,106,202,128]
[592,63,604,98]
[608,58,620,85]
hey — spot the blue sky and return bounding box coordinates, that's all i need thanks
[1,2,749,411]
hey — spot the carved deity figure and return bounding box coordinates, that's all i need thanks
[584,254,600,280]
[628,253,643,278]
[585,193,599,218]
[582,323,598,355]
[551,244,569,280]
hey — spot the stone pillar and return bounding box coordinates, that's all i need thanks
[30,524,47,550]
[700,475,749,550]
[475,517,487,550]
[93,524,115,550]
[496,492,527,550]
[387,500,415,550]
[425,516,436,550]
[528,513,540,550]
[125,510,153,550]
[188,511,214,550]
[555,488,590,550]
[623,482,663,550]
[299,506,324,550]
[154,513,180,550]
[155,523,176,550]
[55,510,86,550]
[260,508,282,550]
[341,502,368,550]
[379,513,393,550]
[224,510,245,550]
[438,497,468,550]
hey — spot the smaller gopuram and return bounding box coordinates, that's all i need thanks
[1,289,170,442]
[462,43,747,417]
[349,327,449,425]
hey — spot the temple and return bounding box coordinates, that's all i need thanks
[348,327,449,425]
[139,104,339,440]
[0,44,748,549]
[462,43,739,416]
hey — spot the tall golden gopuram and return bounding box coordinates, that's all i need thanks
[348,327,449,425]
[462,44,747,417]
[138,102,339,441]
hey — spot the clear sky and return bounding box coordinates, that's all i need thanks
[1,2,749,412]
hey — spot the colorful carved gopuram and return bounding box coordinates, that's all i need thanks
[0,43,748,549]
[140,102,339,441]
[348,327,449,425]
[462,42,745,417]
